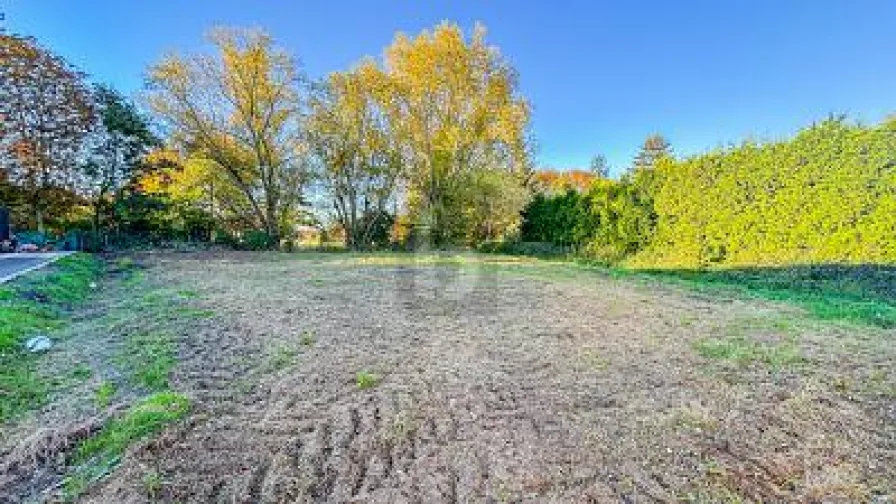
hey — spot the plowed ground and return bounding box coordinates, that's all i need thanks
[4,252,895,503]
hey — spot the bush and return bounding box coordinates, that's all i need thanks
[241,230,277,251]
[519,171,656,262]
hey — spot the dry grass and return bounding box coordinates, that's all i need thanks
[2,251,894,503]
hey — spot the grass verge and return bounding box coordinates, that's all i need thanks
[0,254,102,422]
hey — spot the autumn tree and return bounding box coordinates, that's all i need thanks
[146,27,309,244]
[632,134,672,171]
[530,170,596,193]
[307,61,401,249]
[136,148,245,239]
[379,23,533,245]
[80,84,158,235]
[0,34,94,232]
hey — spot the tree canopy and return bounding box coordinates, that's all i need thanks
[0,34,94,232]
[146,27,309,241]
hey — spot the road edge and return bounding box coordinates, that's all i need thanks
[0,251,77,284]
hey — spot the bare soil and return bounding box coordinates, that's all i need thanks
[3,251,895,503]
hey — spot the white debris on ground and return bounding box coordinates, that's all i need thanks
[24,335,53,353]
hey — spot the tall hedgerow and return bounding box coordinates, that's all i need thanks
[632,117,896,267]
[580,169,657,263]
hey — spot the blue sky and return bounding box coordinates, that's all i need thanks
[4,1,895,175]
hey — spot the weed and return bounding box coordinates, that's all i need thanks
[682,483,745,504]
[95,382,116,408]
[70,364,93,381]
[861,370,896,397]
[142,469,163,500]
[267,345,298,371]
[388,410,418,441]
[578,349,609,370]
[356,370,380,389]
[301,330,315,346]
[667,406,719,433]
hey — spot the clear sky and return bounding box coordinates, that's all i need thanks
[4,1,895,175]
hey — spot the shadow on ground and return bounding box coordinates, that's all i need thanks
[632,263,896,327]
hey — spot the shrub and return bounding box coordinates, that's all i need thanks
[241,230,277,250]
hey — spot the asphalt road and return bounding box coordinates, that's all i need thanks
[0,256,55,283]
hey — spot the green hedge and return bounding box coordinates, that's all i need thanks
[633,117,896,267]
[520,117,895,268]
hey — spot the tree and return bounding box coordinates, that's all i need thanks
[307,61,401,250]
[146,27,309,245]
[0,34,94,232]
[530,170,595,193]
[379,23,533,245]
[632,134,671,171]
[80,84,159,236]
[590,154,610,178]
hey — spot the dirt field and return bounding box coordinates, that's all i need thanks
[2,251,895,503]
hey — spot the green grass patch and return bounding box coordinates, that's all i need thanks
[0,254,102,423]
[15,254,103,305]
[0,359,48,421]
[0,303,59,349]
[63,392,189,499]
[95,382,116,408]
[175,307,215,319]
[489,254,896,328]
[624,265,896,328]
[356,370,381,389]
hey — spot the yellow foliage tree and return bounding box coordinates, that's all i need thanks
[307,61,401,249]
[145,28,308,243]
[379,23,533,245]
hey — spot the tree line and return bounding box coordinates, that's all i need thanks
[2,23,894,265]
[2,24,532,250]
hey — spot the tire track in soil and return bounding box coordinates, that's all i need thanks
[79,253,896,503]
[82,256,661,502]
